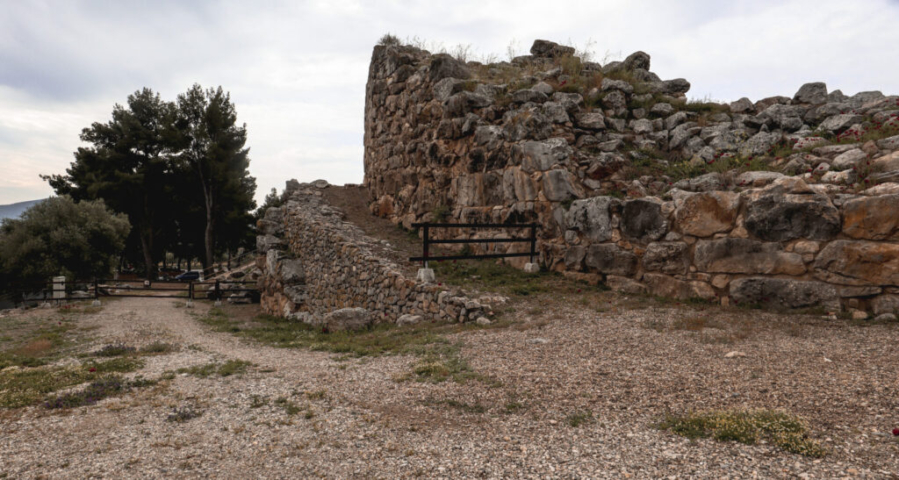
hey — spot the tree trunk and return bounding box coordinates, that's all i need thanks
[139,226,155,280]
[204,211,215,273]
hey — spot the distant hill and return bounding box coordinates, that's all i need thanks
[0,199,43,222]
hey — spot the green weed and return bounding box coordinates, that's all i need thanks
[658,409,826,457]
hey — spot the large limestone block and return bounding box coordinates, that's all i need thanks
[429,54,470,81]
[643,273,716,300]
[729,278,838,309]
[842,194,899,240]
[280,258,306,285]
[257,234,283,253]
[739,131,781,157]
[323,308,373,332]
[674,191,740,237]
[574,112,606,130]
[643,242,690,274]
[819,114,864,133]
[872,295,899,315]
[453,174,485,207]
[814,240,899,286]
[672,172,725,192]
[584,244,637,276]
[542,170,582,202]
[518,138,573,172]
[620,198,668,243]
[743,193,840,242]
[565,196,616,242]
[793,82,828,105]
[694,238,806,275]
[502,167,537,202]
[530,39,575,58]
[564,245,586,270]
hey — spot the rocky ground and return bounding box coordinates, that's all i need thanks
[2,295,898,479]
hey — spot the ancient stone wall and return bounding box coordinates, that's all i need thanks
[256,181,492,325]
[362,39,899,316]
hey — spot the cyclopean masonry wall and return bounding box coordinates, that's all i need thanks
[362,39,899,316]
[256,181,493,326]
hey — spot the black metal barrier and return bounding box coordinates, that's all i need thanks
[410,223,538,265]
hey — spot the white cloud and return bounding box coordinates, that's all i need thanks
[1,0,897,205]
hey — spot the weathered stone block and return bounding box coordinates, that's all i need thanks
[643,273,715,300]
[542,170,581,202]
[643,242,690,274]
[584,244,637,276]
[674,191,739,237]
[694,238,806,275]
[729,277,838,309]
[605,275,647,294]
[324,308,372,332]
[841,194,899,240]
[429,54,470,81]
[743,194,840,242]
[280,258,305,285]
[620,198,668,243]
[565,196,615,242]
[518,138,572,172]
[814,241,899,286]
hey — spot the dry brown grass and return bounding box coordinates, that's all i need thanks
[15,339,54,357]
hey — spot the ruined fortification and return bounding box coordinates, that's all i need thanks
[360,39,899,316]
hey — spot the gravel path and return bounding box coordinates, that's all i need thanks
[1,297,898,479]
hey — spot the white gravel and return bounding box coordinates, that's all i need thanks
[1,296,898,479]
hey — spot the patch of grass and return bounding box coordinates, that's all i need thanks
[433,259,603,298]
[57,305,102,315]
[658,409,826,458]
[275,397,301,416]
[566,410,594,427]
[218,359,252,377]
[504,401,525,413]
[94,343,136,357]
[0,355,145,408]
[198,308,240,333]
[177,360,251,378]
[84,357,144,374]
[44,376,129,409]
[212,306,500,387]
[0,321,79,369]
[674,98,729,115]
[167,405,202,422]
[407,342,489,384]
[140,342,177,355]
[238,313,450,357]
[43,375,156,409]
[0,366,93,408]
[305,389,327,400]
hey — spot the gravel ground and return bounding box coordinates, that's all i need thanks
[1,296,898,479]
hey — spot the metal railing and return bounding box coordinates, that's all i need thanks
[410,223,539,267]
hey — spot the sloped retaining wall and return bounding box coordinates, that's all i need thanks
[256,182,491,324]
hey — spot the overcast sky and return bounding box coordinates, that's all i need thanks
[2,0,898,205]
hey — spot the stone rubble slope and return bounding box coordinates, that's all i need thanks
[257,180,498,325]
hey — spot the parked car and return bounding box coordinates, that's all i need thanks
[174,271,201,282]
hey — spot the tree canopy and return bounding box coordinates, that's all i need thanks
[44,85,257,279]
[0,197,130,289]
